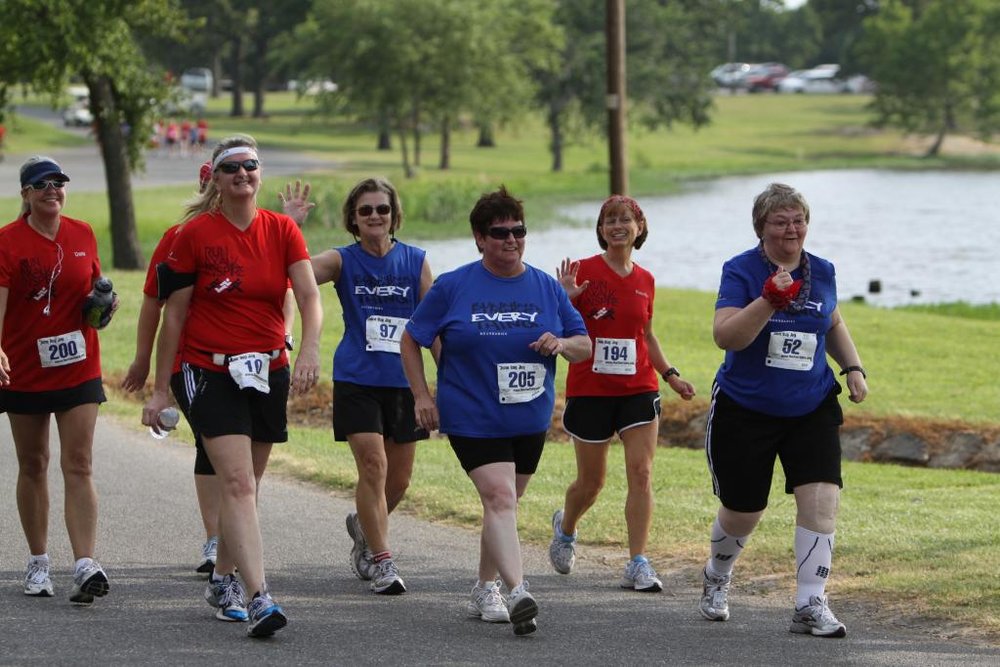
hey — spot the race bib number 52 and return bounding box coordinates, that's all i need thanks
[766,331,817,371]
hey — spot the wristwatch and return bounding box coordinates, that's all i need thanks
[661,367,680,381]
[839,365,866,379]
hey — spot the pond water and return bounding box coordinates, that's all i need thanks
[417,170,1000,306]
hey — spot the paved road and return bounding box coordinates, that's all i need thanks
[2,105,339,193]
[0,416,996,665]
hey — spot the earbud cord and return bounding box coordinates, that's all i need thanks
[43,242,63,316]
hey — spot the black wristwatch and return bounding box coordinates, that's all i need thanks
[661,367,680,381]
[285,333,295,351]
[839,365,866,379]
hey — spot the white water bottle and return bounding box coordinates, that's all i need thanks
[149,407,180,439]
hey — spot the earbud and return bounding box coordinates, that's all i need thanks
[43,305,50,316]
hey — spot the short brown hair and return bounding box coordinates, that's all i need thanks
[469,185,524,242]
[596,195,648,250]
[342,177,403,238]
[752,183,810,238]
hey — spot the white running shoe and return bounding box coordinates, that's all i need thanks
[699,568,731,621]
[548,509,576,575]
[790,594,847,638]
[346,512,375,581]
[620,557,663,593]
[204,574,249,622]
[370,558,406,595]
[24,559,54,597]
[467,581,510,623]
[508,581,538,636]
[70,560,109,604]
[197,536,218,575]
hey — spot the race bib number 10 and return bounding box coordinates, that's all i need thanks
[496,362,546,404]
[37,330,87,368]
[227,352,271,393]
[365,315,407,353]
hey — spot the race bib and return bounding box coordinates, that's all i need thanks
[365,315,407,353]
[496,363,546,404]
[227,352,271,393]
[592,337,637,375]
[37,330,87,368]
[766,331,817,371]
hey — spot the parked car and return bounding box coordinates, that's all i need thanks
[180,67,213,93]
[710,62,751,89]
[63,102,93,127]
[160,87,207,116]
[777,67,847,94]
[743,62,789,93]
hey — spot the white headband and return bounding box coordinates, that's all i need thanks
[212,147,259,171]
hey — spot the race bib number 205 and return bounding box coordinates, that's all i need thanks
[496,363,546,404]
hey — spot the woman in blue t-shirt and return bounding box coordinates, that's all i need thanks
[401,186,590,636]
[311,177,434,596]
[699,183,868,639]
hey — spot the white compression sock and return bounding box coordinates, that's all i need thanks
[795,525,835,608]
[707,516,749,577]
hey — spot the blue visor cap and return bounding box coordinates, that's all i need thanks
[20,159,71,188]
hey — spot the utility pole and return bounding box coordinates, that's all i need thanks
[606,0,628,195]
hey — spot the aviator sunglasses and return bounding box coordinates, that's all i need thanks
[28,179,67,191]
[216,159,260,174]
[356,204,392,217]
[486,225,527,240]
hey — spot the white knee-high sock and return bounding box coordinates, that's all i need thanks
[795,526,835,608]
[706,516,749,577]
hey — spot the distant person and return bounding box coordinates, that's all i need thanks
[401,186,590,636]
[699,183,867,638]
[180,120,192,157]
[142,135,323,638]
[197,119,208,150]
[0,156,118,604]
[548,195,695,592]
[165,121,180,157]
[122,163,314,582]
[0,123,6,162]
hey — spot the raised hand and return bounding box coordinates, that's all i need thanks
[278,180,316,227]
[557,257,590,300]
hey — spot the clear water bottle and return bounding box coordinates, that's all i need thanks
[83,276,115,328]
[149,407,180,440]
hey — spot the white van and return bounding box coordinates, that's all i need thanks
[180,68,213,93]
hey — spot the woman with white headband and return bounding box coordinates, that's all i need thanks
[142,134,323,638]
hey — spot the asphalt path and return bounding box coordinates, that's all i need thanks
[2,105,340,193]
[0,416,996,666]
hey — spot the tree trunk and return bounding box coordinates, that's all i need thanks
[252,39,267,118]
[88,76,143,269]
[253,81,265,118]
[398,124,413,179]
[476,122,495,147]
[211,52,223,98]
[411,106,421,167]
[924,123,946,158]
[439,116,451,170]
[548,104,564,172]
[377,110,392,150]
[230,36,245,117]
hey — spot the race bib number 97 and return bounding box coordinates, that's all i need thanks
[365,315,406,353]
[496,362,546,404]
[37,330,87,368]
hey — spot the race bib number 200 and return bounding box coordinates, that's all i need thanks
[37,330,87,368]
[496,363,546,404]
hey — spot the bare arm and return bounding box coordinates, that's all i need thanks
[713,299,776,351]
[141,286,192,427]
[311,248,343,286]
[282,287,295,348]
[289,258,323,395]
[645,319,695,400]
[416,257,442,364]
[0,286,9,385]
[528,332,592,363]
[122,295,163,392]
[825,305,868,404]
[401,330,438,431]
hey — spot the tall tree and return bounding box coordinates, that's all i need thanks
[856,0,1000,157]
[0,0,187,269]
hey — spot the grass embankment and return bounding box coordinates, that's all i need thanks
[6,91,999,641]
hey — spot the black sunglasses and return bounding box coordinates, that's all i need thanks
[216,159,260,174]
[28,179,67,191]
[487,225,527,240]
[356,204,392,217]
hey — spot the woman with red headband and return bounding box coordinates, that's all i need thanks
[548,194,695,593]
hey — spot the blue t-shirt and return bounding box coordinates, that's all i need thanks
[333,241,426,387]
[406,261,588,438]
[714,248,837,417]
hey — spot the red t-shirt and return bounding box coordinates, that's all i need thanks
[165,209,309,370]
[145,224,184,374]
[565,254,658,397]
[0,215,102,392]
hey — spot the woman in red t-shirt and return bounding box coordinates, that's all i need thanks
[141,135,322,638]
[547,195,696,591]
[0,156,115,605]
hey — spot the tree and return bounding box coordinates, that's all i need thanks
[856,0,1000,157]
[0,0,188,269]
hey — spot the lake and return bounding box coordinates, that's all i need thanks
[417,170,1000,306]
